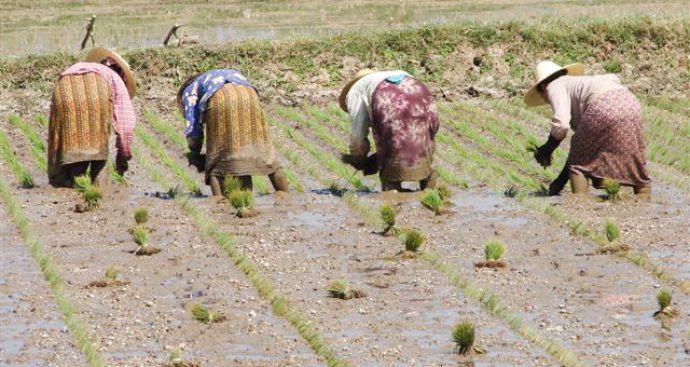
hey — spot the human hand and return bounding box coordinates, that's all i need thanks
[186,150,205,172]
[115,153,129,175]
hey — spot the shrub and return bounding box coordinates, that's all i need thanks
[133,208,149,225]
[484,239,506,261]
[421,189,443,215]
[452,320,475,355]
[602,178,621,201]
[605,220,620,243]
[402,229,425,252]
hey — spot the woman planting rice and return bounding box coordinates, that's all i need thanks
[525,61,651,198]
[178,69,289,195]
[48,48,136,187]
[340,69,439,191]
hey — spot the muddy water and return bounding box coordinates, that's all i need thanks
[2,137,319,365]
[0,203,86,366]
[399,189,690,366]
[200,191,553,366]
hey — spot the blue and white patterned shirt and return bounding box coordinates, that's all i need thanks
[181,69,255,139]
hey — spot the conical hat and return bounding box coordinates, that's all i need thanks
[85,47,137,97]
[339,68,375,112]
[524,61,585,106]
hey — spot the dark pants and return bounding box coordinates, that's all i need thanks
[49,160,106,187]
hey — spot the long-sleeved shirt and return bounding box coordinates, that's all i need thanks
[546,74,626,140]
[181,69,255,140]
[345,70,411,158]
[60,62,136,157]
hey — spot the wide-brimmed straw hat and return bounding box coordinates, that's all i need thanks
[85,47,137,97]
[524,61,585,106]
[339,68,375,112]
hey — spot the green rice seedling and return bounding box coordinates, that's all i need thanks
[526,136,539,154]
[476,239,507,268]
[228,190,256,217]
[654,289,678,317]
[166,185,182,199]
[105,265,119,281]
[88,264,128,287]
[380,204,396,235]
[452,320,475,355]
[401,229,425,253]
[504,185,520,198]
[437,184,453,201]
[131,225,161,256]
[133,208,149,225]
[602,178,621,202]
[421,189,444,215]
[605,220,620,243]
[164,349,200,367]
[0,130,35,188]
[485,240,506,261]
[223,176,243,197]
[327,279,365,300]
[327,181,347,197]
[190,303,227,324]
[73,175,102,210]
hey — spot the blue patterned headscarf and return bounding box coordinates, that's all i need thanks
[181,69,255,139]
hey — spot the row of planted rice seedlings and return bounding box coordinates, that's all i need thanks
[0,174,104,366]
[0,128,34,187]
[439,103,555,184]
[266,116,371,192]
[130,141,349,367]
[8,114,47,171]
[134,125,201,195]
[273,107,585,366]
[478,99,690,194]
[441,102,690,295]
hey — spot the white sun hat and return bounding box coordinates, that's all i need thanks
[524,61,585,106]
[85,47,137,97]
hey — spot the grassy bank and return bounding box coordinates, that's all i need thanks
[1,16,688,109]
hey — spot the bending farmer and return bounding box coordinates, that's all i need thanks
[48,48,136,187]
[524,61,651,198]
[339,69,439,191]
[178,69,289,196]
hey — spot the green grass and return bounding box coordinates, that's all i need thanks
[601,178,621,202]
[228,190,254,210]
[401,229,425,253]
[657,289,672,310]
[605,220,620,243]
[0,175,104,366]
[380,204,396,233]
[132,225,148,246]
[133,208,149,225]
[0,129,34,188]
[104,265,120,281]
[132,141,349,367]
[420,189,443,215]
[73,175,102,209]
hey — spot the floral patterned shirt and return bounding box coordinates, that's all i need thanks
[181,69,255,139]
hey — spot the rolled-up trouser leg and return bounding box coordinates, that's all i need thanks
[419,170,437,190]
[569,169,589,194]
[269,168,289,192]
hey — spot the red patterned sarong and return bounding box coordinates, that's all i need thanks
[371,77,439,182]
[569,89,651,187]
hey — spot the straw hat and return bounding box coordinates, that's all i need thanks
[524,61,585,106]
[339,68,375,112]
[85,47,137,97]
